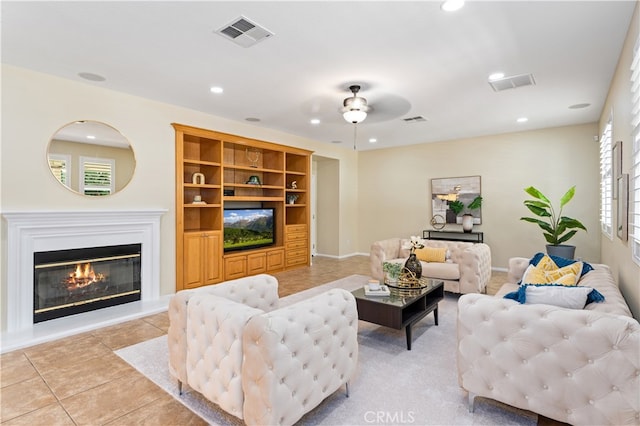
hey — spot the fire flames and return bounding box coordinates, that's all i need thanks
[66,263,105,289]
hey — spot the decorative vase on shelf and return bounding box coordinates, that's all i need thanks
[404,253,422,279]
[461,214,474,233]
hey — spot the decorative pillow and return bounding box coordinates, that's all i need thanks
[504,284,605,309]
[530,252,593,277]
[521,262,581,286]
[415,247,447,263]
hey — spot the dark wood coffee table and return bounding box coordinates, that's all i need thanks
[351,279,444,350]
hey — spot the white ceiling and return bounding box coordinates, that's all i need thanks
[2,1,636,151]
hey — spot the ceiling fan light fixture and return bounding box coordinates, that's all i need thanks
[342,85,369,124]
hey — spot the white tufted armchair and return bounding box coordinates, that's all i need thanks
[169,275,359,425]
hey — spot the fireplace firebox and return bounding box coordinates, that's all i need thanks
[33,244,142,323]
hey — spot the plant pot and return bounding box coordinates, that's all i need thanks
[461,214,474,233]
[403,253,422,279]
[546,244,576,260]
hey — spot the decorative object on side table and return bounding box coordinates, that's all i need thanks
[430,214,446,230]
[364,280,390,296]
[449,196,482,233]
[520,185,587,259]
[402,235,425,278]
[383,261,402,284]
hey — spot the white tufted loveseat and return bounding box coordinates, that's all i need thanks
[370,238,492,294]
[457,257,640,425]
[168,274,359,425]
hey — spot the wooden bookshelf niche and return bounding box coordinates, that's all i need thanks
[173,123,312,290]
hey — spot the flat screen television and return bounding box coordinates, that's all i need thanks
[223,208,275,252]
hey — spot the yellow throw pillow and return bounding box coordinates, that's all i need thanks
[415,247,447,263]
[521,258,582,287]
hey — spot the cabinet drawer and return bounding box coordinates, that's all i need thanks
[285,239,307,250]
[286,224,307,234]
[287,248,307,259]
[286,232,307,242]
[286,255,308,267]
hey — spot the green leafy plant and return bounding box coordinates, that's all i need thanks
[449,196,482,216]
[520,186,587,245]
[382,262,402,279]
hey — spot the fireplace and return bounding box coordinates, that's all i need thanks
[33,244,142,323]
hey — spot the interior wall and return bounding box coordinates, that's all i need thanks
[357,123,601,270]
[598,1,639,319]
[0,65,360,319]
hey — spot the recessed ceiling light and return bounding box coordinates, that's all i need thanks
[488,72,505,81]
[78,72,106,82]
[210,86,224,94]
[310,119,320,125]
[245,117,261,122]
[369,138,377,143]
[87,135,96,139]
[331,140,342,144]
[517,117,528,123]
[568,103,591,109]
[441,0,464,12]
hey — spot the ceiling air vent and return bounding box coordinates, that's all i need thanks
[403,116,427,123]
[216,16,274,48]
[489,74,536,92]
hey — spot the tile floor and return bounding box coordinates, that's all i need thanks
[1,255,560,425]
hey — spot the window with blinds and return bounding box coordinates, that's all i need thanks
[631,38,640,264]
[600,117,613,238]
[48,154,70,186]
[80,156,115,196]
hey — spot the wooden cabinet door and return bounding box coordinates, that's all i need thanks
[267,249,285,272]
[203,232,222,284]
[183,233,204,288]
[247,253,267,275]
[224,256,246,280]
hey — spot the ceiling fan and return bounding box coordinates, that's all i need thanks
[342,85,370,124]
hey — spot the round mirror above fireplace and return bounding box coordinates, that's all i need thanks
[46,120,136,196]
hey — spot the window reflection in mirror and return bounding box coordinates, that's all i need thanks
[47,121,136,196]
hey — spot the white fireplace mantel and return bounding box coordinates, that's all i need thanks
[2,209,168,352]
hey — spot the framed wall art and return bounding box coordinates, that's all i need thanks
[431,175,482,225]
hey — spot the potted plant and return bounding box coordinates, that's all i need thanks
[382,261,402,284]
[449,196,482,232]
[520,185,587,259]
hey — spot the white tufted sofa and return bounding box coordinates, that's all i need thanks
[457,257,640,425]
[168,274,359,425]
[370,238,492,294]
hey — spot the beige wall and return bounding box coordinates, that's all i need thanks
[0,65,358,317]
[598,2,639,319]
[357,123,601,269]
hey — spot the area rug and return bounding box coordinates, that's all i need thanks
[116,274,537,425]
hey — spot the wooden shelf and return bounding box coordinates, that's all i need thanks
[174,123,312,291]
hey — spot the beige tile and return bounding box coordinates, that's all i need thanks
[24,333,112,373]
[92,319,165,350]
[0,376,57,423]
[142,311,170,333]
[0,351,38,388]
[105,393,208,425]
[61,373,165,424]
[41,351,135,399]
[2,402,74,426]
